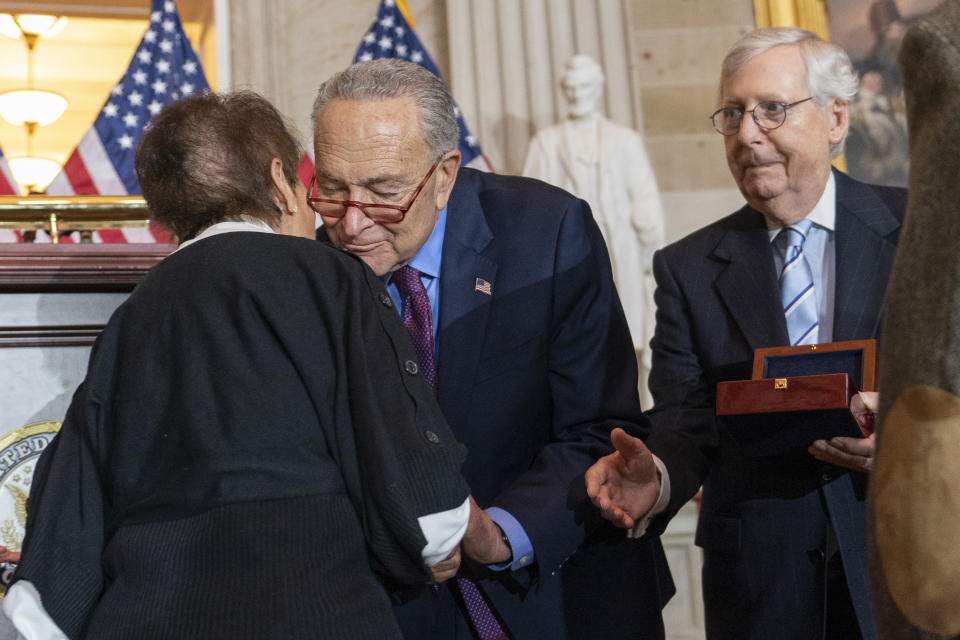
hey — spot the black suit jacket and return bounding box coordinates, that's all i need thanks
[643,170,906,640]
[392,167,674,640]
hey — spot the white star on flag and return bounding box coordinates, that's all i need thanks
[160,40,173,53]
[103,103,118,117]
[133,70,147,84]
[156,59,170,73]
[123,112,138,127]
[183,61,196,74]
[118,134,134,149]
[148,100,163,115]
[151,80,167,94]
[144,30,157,43]
[163,19,175,32]
[137,50,152,63]
[378,36,392,50]
[129,91,143,106]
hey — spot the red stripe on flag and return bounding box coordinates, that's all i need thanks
[0,170,16,195]
[63,151,97,195]
[97,230,127,243]
[298,152,315,187]
[148,223,174,243]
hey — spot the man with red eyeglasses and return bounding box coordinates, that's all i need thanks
[309,58,674,640]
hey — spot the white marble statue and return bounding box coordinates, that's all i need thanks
[523,54,665,380]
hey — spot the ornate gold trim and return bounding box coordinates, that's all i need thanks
[0,422,61,453]
[0,421,62,596]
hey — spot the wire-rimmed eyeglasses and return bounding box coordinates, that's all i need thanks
[307,159,441,224]
[710,97,813,136]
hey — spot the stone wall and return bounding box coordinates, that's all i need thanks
[628,0,755,240]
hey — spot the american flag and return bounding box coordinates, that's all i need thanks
[474,277,493,296]
[44,0,209,243]
[0,145,19,196]
[298,0,493,182]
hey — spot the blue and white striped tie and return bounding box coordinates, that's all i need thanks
[778,219,819,346]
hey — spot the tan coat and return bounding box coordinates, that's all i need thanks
[872,1,960,638]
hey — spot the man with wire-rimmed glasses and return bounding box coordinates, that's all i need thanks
[309,58,673,640]
[585,27,907,640]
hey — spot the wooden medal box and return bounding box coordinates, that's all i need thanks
[715,339,875,456]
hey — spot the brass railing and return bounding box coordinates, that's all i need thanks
[0,195,152,243]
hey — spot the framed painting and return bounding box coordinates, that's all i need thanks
[754,0,940,187]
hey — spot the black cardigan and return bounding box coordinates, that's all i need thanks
[13,232,468,639]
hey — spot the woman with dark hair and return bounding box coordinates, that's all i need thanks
[3,91,473,639]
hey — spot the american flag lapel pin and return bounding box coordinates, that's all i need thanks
[474,277,493,296]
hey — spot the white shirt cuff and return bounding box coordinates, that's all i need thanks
[627,453,670,539]
[3,581,68,640]
[417,497,470,566]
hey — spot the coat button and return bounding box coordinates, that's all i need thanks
[807,549,825,565]
[424,430,440,444]
[404,360,419,375]
[378,292,393,308]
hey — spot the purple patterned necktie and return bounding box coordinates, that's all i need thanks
[392,266,437,394]
[455,575,511,640]
[391,266,510,640]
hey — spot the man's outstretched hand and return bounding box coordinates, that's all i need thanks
[585,428,661,529]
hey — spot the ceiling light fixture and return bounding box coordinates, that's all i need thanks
[0,13,69,192]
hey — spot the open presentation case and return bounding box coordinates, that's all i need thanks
[715,340,875,456]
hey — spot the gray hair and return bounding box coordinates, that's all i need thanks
[311,58,459,160]
[721,27,858,156]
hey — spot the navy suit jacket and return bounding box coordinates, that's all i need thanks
[643,170,907,640]
[391,167,674,639]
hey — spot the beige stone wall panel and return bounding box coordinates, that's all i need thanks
[641,84,719,136]
[626,0,754,29]
[631,26,750,87]
[645,135,734,192]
